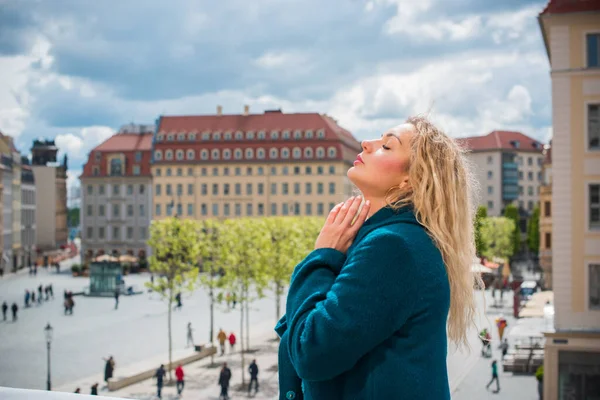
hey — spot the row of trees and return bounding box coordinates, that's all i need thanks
[145,217,322,383]
[474,204,540,261]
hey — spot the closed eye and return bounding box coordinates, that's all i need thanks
[382,144,391,150]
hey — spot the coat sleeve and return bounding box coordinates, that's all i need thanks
[286,233,419,381]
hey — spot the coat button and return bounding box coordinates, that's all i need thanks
[286,390,296,399]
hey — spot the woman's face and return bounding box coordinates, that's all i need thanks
[347,123,416,198]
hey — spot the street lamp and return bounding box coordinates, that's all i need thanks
[44,323,53,391]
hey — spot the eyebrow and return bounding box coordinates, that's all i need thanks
[382,132,402,145]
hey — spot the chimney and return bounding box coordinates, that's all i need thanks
[243,105,250,116]
[217,105,223,116]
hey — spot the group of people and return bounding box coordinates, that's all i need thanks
[218,359,259,400]
[25,284,54,306]
[1,301,19,321]
[217,328,236,356]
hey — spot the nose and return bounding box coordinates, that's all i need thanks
[361,140,372,152]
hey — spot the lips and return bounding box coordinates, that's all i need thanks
[355,154,364,164]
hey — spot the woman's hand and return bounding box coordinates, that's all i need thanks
[314,196,370,254]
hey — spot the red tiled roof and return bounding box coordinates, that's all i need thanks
[457,131,544,153]
[94,133,153,152]
[540,0,600,15]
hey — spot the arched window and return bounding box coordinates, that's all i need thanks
[167,133,174,141]
[165,150,174,160]
[177,133,186,141]
[270,130,279,140]
[317,129,326,139]
[188,133,196,141]
[235,131,243,140]
[110,158,123,176]
[157,134,164,142]
[211,149,220,160]
[281,147,290,159]
[224,131,232,141]
[316,147,325,159]
[234,148,243,160]
[213,132,221,141]
[305,130,314,139]
[269,148,278,159]
[186,149,195,160]
[257,148,266,159]
[246,131,255,140]
[292,147,301,159]
[327,146,337,158]
[304,147,313,158]
[294,130,302,140]
[245,148,254,159]
[223,149,232,160]
[282,130,291,140]
[154,150,163,160]
[176,150,184,160]
[258,130,266,140]
[202,131,210,141]
[201,149,209,160]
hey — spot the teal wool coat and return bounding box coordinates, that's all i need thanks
[275,206,451,400]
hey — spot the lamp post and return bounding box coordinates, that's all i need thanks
[44,323,53,391]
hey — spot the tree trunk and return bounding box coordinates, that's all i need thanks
[240,288,246,385]
[209,271,214,365]
[167,295,173,382]
[245,286,250,351]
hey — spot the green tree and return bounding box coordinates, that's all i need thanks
[480,217,515,261]
[475,206,488,257]
[527,206,540,254]
[145,218,201,381]
[503,204,521,256]
[68,207,80,227]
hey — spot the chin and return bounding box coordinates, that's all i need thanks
[347,166,362,189]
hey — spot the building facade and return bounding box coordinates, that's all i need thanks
[539,143,552,289]
[151,107,361,221]
[1,155,11,272]
[539,0,600,398]
[30,140,68,253]
[21,161,36,267]
[80,127,154,261]
[459,130,545,217]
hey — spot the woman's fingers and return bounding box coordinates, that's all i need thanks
[349,200,370,234]
[326,202,344,225]
[333,196,354,224]
[342,196,362,225]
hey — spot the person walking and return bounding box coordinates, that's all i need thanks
[486,360,501,392]
[218,362,231,400]
[11,302,18,321]
[175,292,182,310]
[114,288,120,310]
[103,356,115,383]
[154,364,166,399]
[37,284,43,303]
[2,301,7,321]
[31,290,36,304]
[49,284,54,299]
[501,338,509,360]
[186,322,194,348]
[248,359,259,395]
[90,383,98,395]
[24,290,30,307]
[217,328,227,356]
[175,364,185,396]
[228,332,236,353]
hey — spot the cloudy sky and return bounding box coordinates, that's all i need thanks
[0,0,552,193]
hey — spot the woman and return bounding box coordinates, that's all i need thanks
[275,116,482,399]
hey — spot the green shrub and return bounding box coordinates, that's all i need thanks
[71,265,81,274]
[535,365,544,382]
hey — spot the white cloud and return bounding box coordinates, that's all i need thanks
[79,126,115,144]
[55,133,84,154]
[255,51,309,69]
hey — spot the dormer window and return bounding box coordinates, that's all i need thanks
[317,129,325,139]
[305,130,314,139]
[271,130,279,140]
[327,146,337,158]
[156,134,164,142]
[188,133,196,141]
[165,150,173,160]
[110,158,123,176]
[234,148,243,160]
[316,147,325,159]
[154,150,163,160]
[294,130,302,140]
[200,149,209,160]
[257,148,266,159]
[186,149,195,160]
[177,133,186,141]
[246,131,255,140]
[224,131,232,141]
[293,147,301,159]
[258,130,266,140]
[223,149,232,160]
[245,148,254,159]
[282,130,291,140]
[235,131,244,140]
[176,150,184,160]
[269,148,278,159]
[304,147,313,158]
[213,132,221,141]
[211,149,220,160]
[202,131,211,141]
[167,133,174,141]
[511,140,520,149]
[281,147,290,159]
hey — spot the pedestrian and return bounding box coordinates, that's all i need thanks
[186,322,194,348]
[226,292,232,309]
[45,286,50,301]
[175,292,182,310]
[218,362,231,400]
[49,284,54,299]
[2,301,7,321]
[25,290,30,307]
[232,292,237,309]
[154,364,166,399]
[31,290,36,304]
[486,360,500,392]
[90,383,98,395]
[228,332,236,353]
[501,338,509,360]
[114,288,119,310]
[248,359,259,395]
[217,328,227,356]
[11,302,18,321]
[175,363,185,396]
[103,356,115,383]
[0,266,4,278]
[38,284,43,303]
[74,387,81,393]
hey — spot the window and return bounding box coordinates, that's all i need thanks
[211,149,220,160]
[327,147,337,158]
[133,165,140,175]
[488,186,493,194]
[329,166,335,175]
[95,152,101,162]
[157,134,164,142]
[127,227,134,240]
[282,183,289,195]
[528,172,533,181]
[189,133,196,141]
[246,203,253,216]
[140,204,145,217]
[177,184,183,196]
[293,147,301,159]
[590,264,600,310]
[271,183,277,195]
[176,150,184,160]
[317,129,325,139]
[201,203,207,216]
[223,149,231,160]
[258,130,266,140]
[305,130,314,139]
[166,184,172,196]
[271,203,277,216]
[270,148,278,159]
[304,147,313,158]
[271,130,279,140]
[98,227,105,239]
[201,184,207,195]
[201,167,207,176]
[235,183,241,195]
[213,132,221,141]
[317,182,324,194]
[245,148,254,159]
[316,147,325,159]
[488,201,494,209]
[87,227,93,239]
[235,167,241,176]
[113,226,120,240]
[487,171,493,179]
[213,167,219,176]
[282,166,289,175]
[176,203,182,216]
[258,183,264,195]
[201,149,209,160]
[167,133,174,141]
[487,155,493,164]
[519,171,523,180]
[590,184,600,230]
[519,186,524,195]
[187,204,194,216]
[166,168,172,176]
[588,104,600,150]
[545,232,551,249]
[317,203,324,215]
[110,158,123,176]
[188,167,193,176]
[154,150,163,160]
[165,150,173,160]
[329,182,335,194]
[235,203,241,216]
[294,183,300,195]
[306,182,312,195]
[224,183,230,195]
[317,166,324,175]
[294,202,300,215]
[528,157,533,166]
[281,148,290,159]
[528,200,534,211]
[127,184,133,195]
[87,205,93,216]
[224,131,232,141]
[586,33,600,68]
[188,184,194,195]
[294,166,300,175]
[99,205,105,217]
[166,203,173,216]
[202,131,210,141]
[140,227,147,240]
[127,204,134,217]
[235,131,243,140]
[234,149,243,160]
[247,167,253,175]
[155,168,162,177]
[246,183,253,195]
[187,149,195,160]
[270,166,277,175]
[213,183,219,195]
[224,203,230,216]
[282,130,291,140]
[282,203,289,216]
[113,184,120,196]
[544,201,551,217]
[246,131,255,140]
[538,172,543,181]
[177,133,185,141]
[306,203,312,215]
[257,148,265,159]
[258,203,264,216]
[177,168,182,176]
[258,166,263,175]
